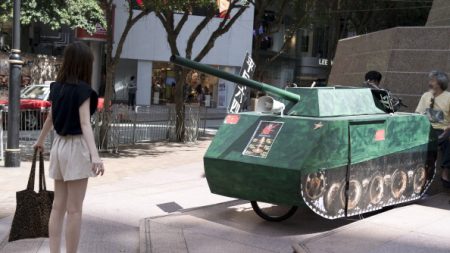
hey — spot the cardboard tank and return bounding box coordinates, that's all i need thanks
[171,55,437,221]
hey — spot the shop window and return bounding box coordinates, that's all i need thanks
[301,35,309,53]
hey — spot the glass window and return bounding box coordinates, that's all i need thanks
[21,86,49,100]
[301,35,309,52]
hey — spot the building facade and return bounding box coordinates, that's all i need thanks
[329,0,450,111]
[253,5,332,88]
[113,1,255,108]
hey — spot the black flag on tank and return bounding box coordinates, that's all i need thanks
[228,53,256,113]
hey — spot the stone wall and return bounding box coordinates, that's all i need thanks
[329,0,450,111]
[427,0,450,26]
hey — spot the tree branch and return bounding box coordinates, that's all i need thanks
[185,11,215,59]
[194,1,248,61]
[112,1,153,65]
[156,11,180,56]
[174,10,189,35]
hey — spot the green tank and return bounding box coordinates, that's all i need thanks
[171,55,437,221]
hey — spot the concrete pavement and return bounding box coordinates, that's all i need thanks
[1,215,139,253]
[141,200,352,253]
[1,138,450,253]
[0,139,230,252]
[141,193,450,253]
[294,193,450,253]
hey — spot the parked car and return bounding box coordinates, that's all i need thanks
[0,82,105,130]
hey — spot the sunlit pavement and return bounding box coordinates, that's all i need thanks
[294,193,450,253]
[142,193,450,253]
[0,139,228,252]
[1,139,450,253]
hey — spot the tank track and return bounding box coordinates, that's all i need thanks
[300,148,436,219]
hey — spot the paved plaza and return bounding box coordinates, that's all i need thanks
[0,139,449,253]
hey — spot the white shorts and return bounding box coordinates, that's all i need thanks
[49,134,96,181]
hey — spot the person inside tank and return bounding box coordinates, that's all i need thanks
[363,70,405,112]
[363,70,383,89]
[415,70,450,188]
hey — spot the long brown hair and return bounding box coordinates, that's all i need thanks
[56,42,93,85]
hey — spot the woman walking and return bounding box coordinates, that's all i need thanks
[34,42,105,253]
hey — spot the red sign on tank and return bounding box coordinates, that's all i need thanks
[375,129,385,141]
[224,115,240,124]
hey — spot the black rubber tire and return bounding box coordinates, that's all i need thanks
[250,201,298,222]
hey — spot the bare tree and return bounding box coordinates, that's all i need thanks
[98,0,153,149]
[153,0,249,142]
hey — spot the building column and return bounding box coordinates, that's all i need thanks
[217,66,239,109]
[90,41,102,92]
[137,60,152,106]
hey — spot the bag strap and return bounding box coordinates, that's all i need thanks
[38,151,47,192]
[26,150,38,191]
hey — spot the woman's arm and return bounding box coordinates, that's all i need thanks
[34,110,53,150]
[79,98,104,176]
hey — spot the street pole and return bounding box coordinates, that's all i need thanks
[5,0,23,167]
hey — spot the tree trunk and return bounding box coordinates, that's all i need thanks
[174,66,188,142]
[99,63,115,149]
[97,0,115,150]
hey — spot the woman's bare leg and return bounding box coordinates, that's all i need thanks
[65,178,88,253]
[49,180,68,253]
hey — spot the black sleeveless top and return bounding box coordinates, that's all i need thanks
[49,81,98,136]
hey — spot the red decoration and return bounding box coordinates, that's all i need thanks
[261,124,276,135]
[375,129,385,141]
[224,114,240,124]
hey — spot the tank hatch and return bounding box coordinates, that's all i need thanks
[286,87,385,117]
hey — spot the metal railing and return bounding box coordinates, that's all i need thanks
[0,109,54,159]
[0,104,210,159]
[92,104,173,151]
[93,104,206,150]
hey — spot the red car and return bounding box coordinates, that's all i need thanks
[0,83,105,130]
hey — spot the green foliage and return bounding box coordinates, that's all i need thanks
[0,1,12,23]
[0,0,105,33]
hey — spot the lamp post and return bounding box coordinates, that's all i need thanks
[5,0,23,167]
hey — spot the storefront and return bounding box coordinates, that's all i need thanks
[295,56,331,86]
[113,0,254,108]
[151,61,227,108]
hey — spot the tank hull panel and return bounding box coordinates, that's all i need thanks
[204,112,436,219]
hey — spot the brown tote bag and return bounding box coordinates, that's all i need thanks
[8,150,54,242]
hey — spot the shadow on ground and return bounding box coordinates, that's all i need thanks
[19,137,212,161]
[156,200,357,238]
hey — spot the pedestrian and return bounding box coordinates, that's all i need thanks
[196,83,204,104]
[34,42,105,253]
[415,70,450,188]
[128,76,137,110]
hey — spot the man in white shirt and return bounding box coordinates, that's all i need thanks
[416,70,450,188]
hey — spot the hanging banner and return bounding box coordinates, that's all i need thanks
[228,53,256,113]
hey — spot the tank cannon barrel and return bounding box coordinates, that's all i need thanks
[170,55,301,102]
